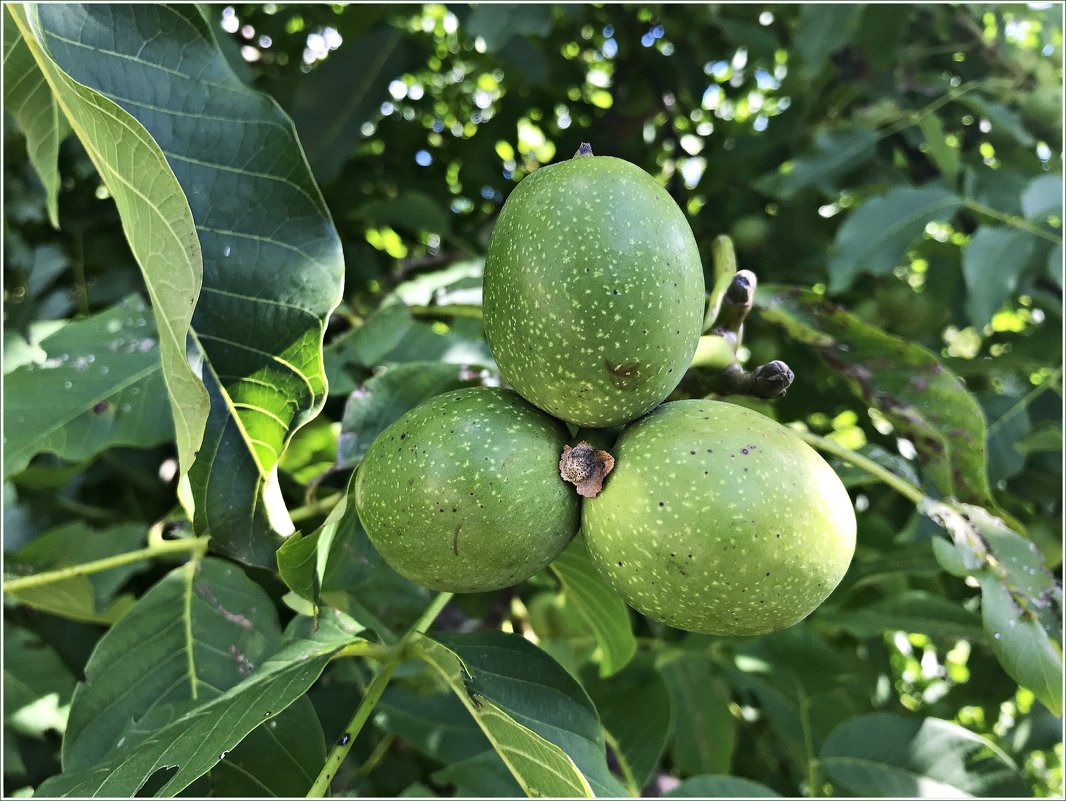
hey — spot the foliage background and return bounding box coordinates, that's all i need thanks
[3,2,1063,798]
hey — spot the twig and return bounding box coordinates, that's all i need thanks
[306,591,453,797]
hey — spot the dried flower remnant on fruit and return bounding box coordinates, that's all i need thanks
[559,441,616,498]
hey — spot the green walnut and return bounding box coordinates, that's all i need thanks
[483,146,705,428]
[583,400,856,635]
[354,387,579,593]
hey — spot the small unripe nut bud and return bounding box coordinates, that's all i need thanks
[751,360,794,399]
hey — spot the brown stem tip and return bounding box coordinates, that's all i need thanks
[559,441,615,498]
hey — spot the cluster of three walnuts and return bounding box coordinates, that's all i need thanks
[354,149,855,636]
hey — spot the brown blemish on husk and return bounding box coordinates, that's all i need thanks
[604,359,641,390]
[559,441,615,498]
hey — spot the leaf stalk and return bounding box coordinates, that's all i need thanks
[4,534,209,594]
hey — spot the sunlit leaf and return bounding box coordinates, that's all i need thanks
[7,3,210,479]
[31,3,346,566]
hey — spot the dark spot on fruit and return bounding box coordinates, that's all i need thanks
[604,359,641,390]
[658,501,665,507]
[741,448,749,455]
[91,401,110,414]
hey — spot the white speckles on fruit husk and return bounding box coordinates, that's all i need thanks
[583,400,857,635]
[483,155,704,428]
[353,387,580,593]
